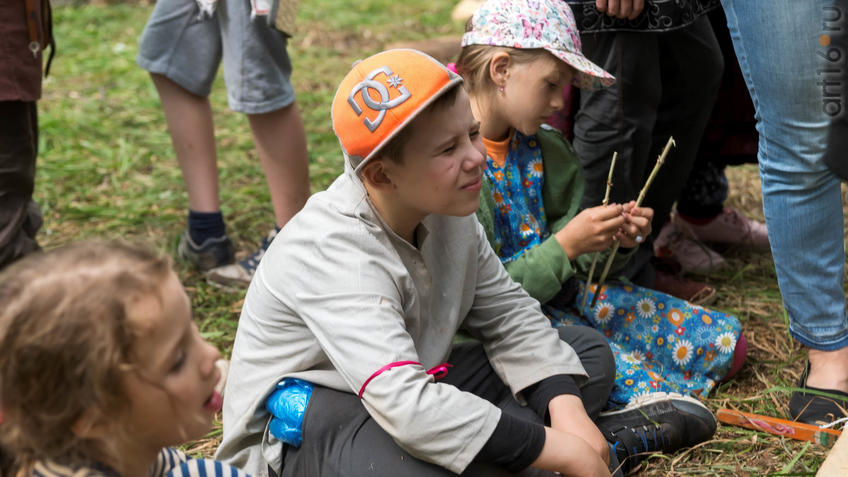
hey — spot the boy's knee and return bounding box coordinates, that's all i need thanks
[556,326,615,378]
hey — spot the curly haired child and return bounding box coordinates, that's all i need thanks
[0,242,246,477]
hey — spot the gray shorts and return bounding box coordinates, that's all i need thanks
[137,0,295,114]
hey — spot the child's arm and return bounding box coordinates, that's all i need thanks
[548,395,610,462]
[477,182,579,304]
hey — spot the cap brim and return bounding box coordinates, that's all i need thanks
[548,49,615,90]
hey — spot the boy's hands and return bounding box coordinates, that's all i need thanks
[617,201,654,249]
[531,395,611,477]
[548,395,610,465]
[534,428,611,477]
[555,204,625,259]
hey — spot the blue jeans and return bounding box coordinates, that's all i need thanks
[721,0,848,349]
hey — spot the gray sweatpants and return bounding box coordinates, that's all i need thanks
[276,326,621,477]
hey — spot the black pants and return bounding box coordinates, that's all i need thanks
[279,326,618,477]
[572,16,723,284]
[0,101,42,270]
[677,8,758,220]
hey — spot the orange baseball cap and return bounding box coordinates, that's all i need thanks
[331,49,463,172]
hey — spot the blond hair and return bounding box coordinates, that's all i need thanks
[0,242,171,475]
[455,44,551,97]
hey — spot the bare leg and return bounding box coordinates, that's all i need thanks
[807,348,848,393]
[247,101,310,228]
[150,73,220,213]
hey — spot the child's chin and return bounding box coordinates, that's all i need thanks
[518,123,542,136]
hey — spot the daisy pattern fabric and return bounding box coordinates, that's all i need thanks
[545,284,740,406]
[485,130,741,406]
[485,132,548,263]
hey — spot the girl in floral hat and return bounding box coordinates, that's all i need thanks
[456,0,746,469]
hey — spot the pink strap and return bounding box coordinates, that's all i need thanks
[358,361,453,399]
[446,62,459,74]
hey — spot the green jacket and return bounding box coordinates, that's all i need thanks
[476,126,635,305]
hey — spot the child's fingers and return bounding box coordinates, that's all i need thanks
[588,203,624,220]
[629,205,654,221]
[596,214,626,235]
[621,221,640,236]
[623,206,654,220]
[624,214,652,235]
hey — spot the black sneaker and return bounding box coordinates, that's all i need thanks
[206,228,278,288]
[596,392,717,474]
[178,231,235,271]
[789,363,848,425]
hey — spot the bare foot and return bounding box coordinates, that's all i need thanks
[807,347,848,393]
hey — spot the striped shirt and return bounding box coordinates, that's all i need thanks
[29,448,250,477]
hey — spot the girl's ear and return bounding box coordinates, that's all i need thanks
[360,158,395,192]
[71,407,110,440]
[489,52,511,90]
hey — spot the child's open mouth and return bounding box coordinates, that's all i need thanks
[204,390,223,413]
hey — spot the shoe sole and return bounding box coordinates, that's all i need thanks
[204,271,251,291]
[599,391,717,426]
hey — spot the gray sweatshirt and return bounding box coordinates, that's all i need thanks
[215,166,588,475]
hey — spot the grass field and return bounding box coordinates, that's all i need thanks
[36,2,848,475]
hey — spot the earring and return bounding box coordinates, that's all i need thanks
[499,86,504,93]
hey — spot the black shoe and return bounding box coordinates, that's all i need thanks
[596,392,717,474]
[789,363,848,425]
[177,231,235,271]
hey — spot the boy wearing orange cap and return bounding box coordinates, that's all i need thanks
[218,49,627,477]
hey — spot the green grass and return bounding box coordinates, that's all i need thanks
[36,2,848,475]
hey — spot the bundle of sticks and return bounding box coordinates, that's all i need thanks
[581,136,676,314]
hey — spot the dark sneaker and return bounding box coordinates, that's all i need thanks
[206,228,278,288]
[178,231,235,271]
[789,363,848,425]
[596,392,717,474]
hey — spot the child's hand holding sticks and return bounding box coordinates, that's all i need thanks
[587,136,675,311]
[554,203,625,259]
[616,200,653,249]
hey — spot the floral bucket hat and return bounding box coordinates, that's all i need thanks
[461,0,615,90]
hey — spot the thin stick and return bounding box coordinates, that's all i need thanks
[590,137,675,310]
[581,152,617,315]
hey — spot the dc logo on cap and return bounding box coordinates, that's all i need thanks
[347,66,411,132]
